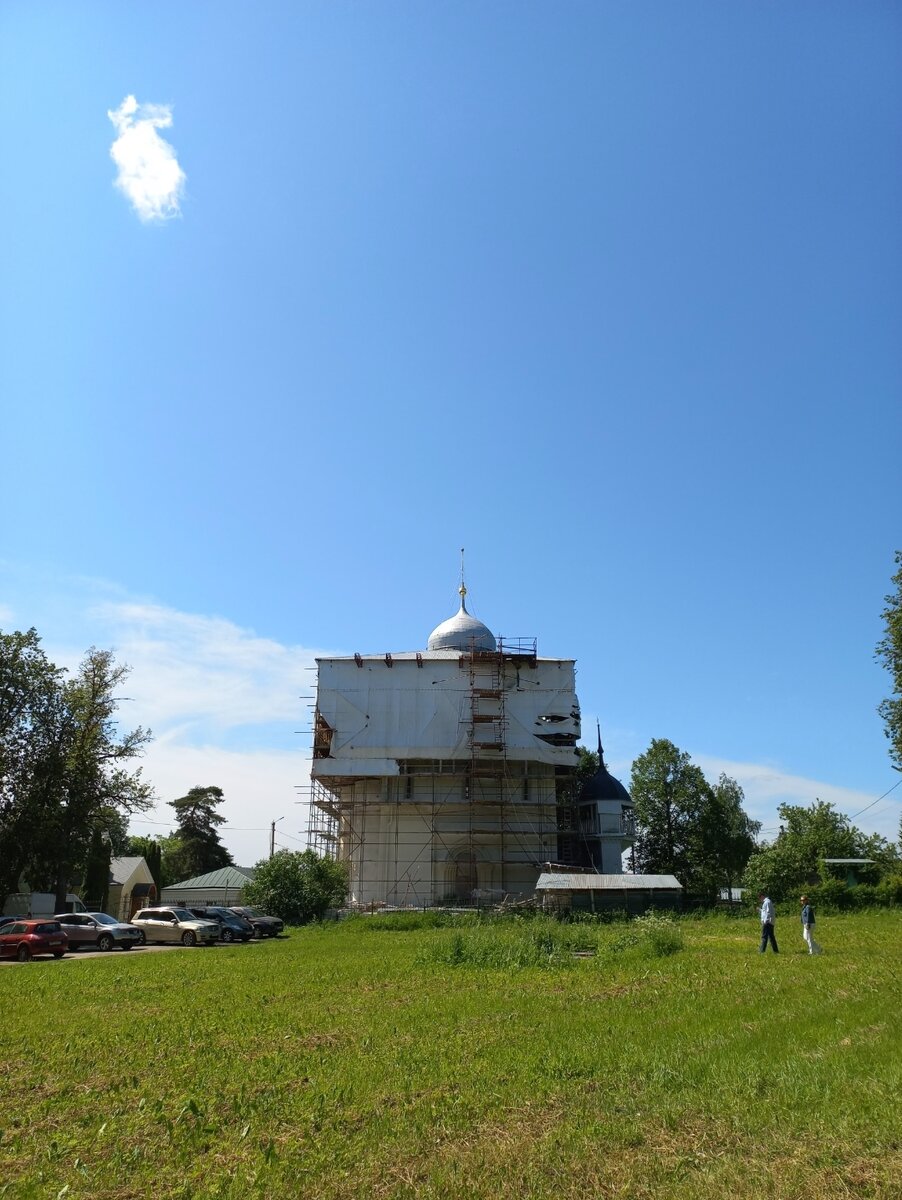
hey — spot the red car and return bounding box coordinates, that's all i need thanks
[0,919,68,961]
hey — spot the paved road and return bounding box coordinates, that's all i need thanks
[0,940,272,965]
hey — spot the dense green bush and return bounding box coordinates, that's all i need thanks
[801,879,900,912]
[876,873,902,906]
[244,849,348,924]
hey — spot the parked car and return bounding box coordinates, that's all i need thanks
[188,907,254,943]
[131,907,219,947]
[0,919,68,961]
[228,906,284,938]
[54,912,143,952]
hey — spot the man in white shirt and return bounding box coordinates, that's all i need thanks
[758,892,779,953]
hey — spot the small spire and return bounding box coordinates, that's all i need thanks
[459,547,468,611]
[596,721,605,765]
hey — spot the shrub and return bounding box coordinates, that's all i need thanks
[876,873,902,906]
[421,916,600,969]
[849,883,878,909]
[807,878,853,911]
[632,910,684,956]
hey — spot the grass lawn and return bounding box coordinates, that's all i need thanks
[0,910,899,1199]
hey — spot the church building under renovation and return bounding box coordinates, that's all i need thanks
[307,575,637,908]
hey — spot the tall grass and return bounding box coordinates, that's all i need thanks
[419,910,683,967]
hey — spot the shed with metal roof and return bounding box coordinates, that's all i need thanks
[535,871,683,914]
[162,866,255,907]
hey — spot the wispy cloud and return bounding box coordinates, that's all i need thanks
[692,754,898,842]
[108,95,185,222]
[81,599,327,861]
[91,600,322,739]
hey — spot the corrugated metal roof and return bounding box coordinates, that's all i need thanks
[535,872,682,891]
[822,858,874,865]
[166,866,254,890]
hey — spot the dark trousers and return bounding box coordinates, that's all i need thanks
[759,922,779,953]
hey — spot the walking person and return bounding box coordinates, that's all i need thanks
[758,892,779,953]
[800,895,822,955]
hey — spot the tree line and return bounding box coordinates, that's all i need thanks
[614,737,901,904]
[2,543,900,916]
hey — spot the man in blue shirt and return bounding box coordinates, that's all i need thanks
[800,895,822,955]
[758,892,779,953]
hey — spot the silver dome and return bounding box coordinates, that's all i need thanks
[427,591,496,652]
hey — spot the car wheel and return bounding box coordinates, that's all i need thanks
[52,951,65,959]
[136,929,146,945]
[221,928,234,943]
[98,934,114,952]
[181,930,197,947]
[16,945,31,962]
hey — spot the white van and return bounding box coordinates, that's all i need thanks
[2,892,86,917]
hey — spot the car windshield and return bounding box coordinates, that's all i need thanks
[238,907,263,917]
[91,913,119,925]
[171,909,197,922]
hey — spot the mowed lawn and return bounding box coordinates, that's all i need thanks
[0,912,899,1200]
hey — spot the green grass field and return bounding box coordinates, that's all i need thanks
[1,911,899,1199]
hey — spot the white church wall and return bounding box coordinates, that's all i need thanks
[312,655,579,768]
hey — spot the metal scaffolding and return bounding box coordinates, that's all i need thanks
[306,636,580,907]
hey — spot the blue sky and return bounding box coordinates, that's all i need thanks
[1,2,900,864]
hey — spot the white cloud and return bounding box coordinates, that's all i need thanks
[91,600,322,737]
[75,600,326,865]
[693,754,899,843]
[131,744,311,869]
[578,709,898,845]
[108,95,185,222]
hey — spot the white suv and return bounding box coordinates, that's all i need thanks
[131,907,220,947]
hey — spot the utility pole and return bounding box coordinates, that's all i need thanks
[270,816,284,858]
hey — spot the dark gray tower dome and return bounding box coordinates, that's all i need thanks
[579,728,631,802]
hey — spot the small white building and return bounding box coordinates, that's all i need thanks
[308,580,634,907]
[107,857,157,921]
[161,866,254,907]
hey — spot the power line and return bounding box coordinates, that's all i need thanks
[849,778,902,820]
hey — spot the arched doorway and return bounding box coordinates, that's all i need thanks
[451,849,478,902]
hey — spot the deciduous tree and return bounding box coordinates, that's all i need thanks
[244,849,347,924]
[630,739,759,900]
[0,629,65,905]
[741,799,885,899]
[1,632,153,911]
[876,550,902,772]
[31,648,154,911]
[630,739,710,885]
